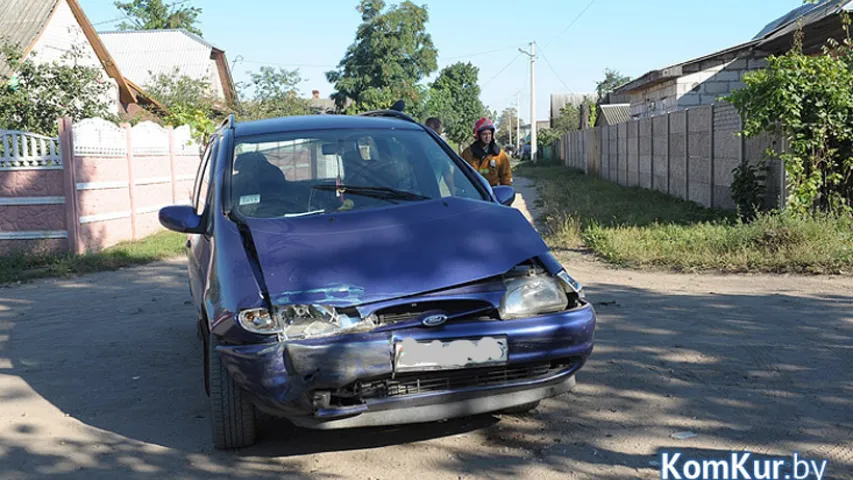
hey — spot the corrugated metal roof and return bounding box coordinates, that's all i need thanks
[753,0,851,40]
[596,104,632,127]
[0,0,60,77]
[98,27,221,51]
[99,29,222,94]
[756,0,853,46]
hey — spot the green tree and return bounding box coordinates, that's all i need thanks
[238,66,310,120]
[326,0,438,113]
[495,107,518,145]
[595,68,631,102]
[726,18,853,214]
[145,67,216,114]
[423,62,486,147]
[0,45,114,136]
[580,96,596,128]
[143,67,219,139]
[537,128,562,147]
[114,0,203,36]
[552,103,579,134]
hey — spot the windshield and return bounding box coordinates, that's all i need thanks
[230,128,486,218]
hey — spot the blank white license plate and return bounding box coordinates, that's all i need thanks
[393,336,508,372]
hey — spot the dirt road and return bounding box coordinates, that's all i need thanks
[1,177,852,479]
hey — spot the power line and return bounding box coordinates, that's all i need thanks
[238,59,338,69]
[442,45,520,61]
[92,15,132,27]
[231,46,524,72]
[499,88,521,106]
[92,0,193,27]
[536,43,575,95]
[481,52,523,89]
[511,45,529,120]
[539,0,600,51]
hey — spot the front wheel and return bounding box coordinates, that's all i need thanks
[207,334,257,449]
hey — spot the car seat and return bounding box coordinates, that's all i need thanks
[232,151,290,203]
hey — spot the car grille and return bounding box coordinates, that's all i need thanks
[374,300,497,325]
[351,359,576,399]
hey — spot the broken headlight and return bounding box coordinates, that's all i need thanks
[237,308,282,334]
[278,304,365,339]
[236,305,366,337]
[557,270,586,299]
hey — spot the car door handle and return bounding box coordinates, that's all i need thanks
[186,239,191,248]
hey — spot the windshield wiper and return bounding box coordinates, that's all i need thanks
[312,184,431,201]
[284,209,326,218]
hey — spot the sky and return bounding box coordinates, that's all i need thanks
[79,0,806,124]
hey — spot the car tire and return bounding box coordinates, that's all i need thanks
[501,400,540,414]
[208,334,257,449]
[201,318,210,396]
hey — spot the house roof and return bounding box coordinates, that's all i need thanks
[595,104,632,126]
[99,29,236,105]
[309,98,337,113]
[757,0,853,53]
[0,0,57,77]
[613,39,761,95]
[614,0,853,95]
[753,0,850,40]
[0,0,149,106]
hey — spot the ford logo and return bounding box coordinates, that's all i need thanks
[421,314,448,327]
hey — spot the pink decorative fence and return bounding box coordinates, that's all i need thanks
[0,118,202,256]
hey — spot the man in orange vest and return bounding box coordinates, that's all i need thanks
[461,117,512,187]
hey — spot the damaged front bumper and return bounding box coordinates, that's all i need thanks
[215,303,596,429]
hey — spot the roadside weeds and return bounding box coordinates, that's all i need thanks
[0,231,186,285]
[516,164,853,275]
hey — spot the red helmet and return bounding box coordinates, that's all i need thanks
[473,117,495,135]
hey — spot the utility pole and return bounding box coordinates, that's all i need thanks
[516,91,521,153]
[519,42,536,162]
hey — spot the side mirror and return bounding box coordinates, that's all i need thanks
[159,205,204,234]
[493,185,516,206]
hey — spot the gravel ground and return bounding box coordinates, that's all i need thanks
[0,176,851,479]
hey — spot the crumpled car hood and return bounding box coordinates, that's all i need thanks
[242,197,550,307]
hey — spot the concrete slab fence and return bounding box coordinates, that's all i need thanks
[0,118,202,256]
[559,102,786,210]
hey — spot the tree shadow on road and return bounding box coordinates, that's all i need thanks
[1,261,852,478]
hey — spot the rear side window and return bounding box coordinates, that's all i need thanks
[193,137,218,216]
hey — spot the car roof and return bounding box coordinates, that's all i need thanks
[232,114,425,138]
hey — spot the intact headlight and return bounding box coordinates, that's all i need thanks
[237,305,366,338]
[499,274,568,319]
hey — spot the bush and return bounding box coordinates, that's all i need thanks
[727,16,853,215]
[0,44,115,135]
[731,160,768,221]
